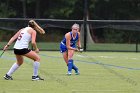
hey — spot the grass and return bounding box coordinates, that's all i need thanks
[0,51,140,93]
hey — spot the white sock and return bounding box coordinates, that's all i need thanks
[33,61,40,76]
[7,63,19,76]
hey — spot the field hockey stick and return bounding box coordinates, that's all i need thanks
[0,50,5,58]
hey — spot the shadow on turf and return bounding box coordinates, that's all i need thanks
[101,63,138,86]
[40,69,68,86]
[78,53,138,86]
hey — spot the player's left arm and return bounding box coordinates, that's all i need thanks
[77,32,81,48]
[77,32,83,52]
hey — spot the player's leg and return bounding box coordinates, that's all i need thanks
[60,43,72,75]
[60,43,68,64]
[67,50,75,75]
[4,55,23,80]
[62,52,68,65]
[73,64,80,75]
[68,50,80,75]
[62,51,73,75]
[24,51,44,80]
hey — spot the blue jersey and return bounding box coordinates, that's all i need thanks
[60,32,79,53]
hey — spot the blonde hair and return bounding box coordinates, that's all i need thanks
[72,23,80,29]
[28,20,45,34]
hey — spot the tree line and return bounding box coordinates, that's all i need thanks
[1,0,140,20]
[0,0,140,43]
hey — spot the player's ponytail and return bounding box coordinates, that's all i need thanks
[28,20,45,34]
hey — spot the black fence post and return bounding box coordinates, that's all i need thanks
[83,0,88,51]
[136,39,138,52]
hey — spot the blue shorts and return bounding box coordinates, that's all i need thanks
[60,42,76,53]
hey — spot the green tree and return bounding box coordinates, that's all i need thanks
[89,0,140,43]
[0,0,16,17]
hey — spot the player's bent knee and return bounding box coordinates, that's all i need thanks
[35,56,40,62]
[17,61,23,66]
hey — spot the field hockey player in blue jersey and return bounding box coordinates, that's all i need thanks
[60,23,83,75]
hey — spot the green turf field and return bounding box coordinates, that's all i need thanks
[0,51,140,93]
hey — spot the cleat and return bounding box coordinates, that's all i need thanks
[4,74,13,80]
[32,75,44,81]
[75,70,80,75]
[67,71,72,76]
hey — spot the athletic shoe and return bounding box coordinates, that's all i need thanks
[3,74,13,80]
[75,70,80,75]
[67,71,72,76]
[32,75,44,81]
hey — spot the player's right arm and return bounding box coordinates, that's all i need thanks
[3,29,22,51]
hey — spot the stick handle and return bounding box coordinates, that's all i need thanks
[0,51,5,57]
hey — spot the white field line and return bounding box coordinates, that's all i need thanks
[72,90,130,92]
[6,89,31,91]
[76,54,139,60]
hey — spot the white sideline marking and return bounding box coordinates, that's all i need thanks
[99,56,114,58]
[7,89,31,91]
[72,90,129,92]
[76,54,114,59]
[76,54,86,57]
[76,54,140,60]
[131,58,138,60]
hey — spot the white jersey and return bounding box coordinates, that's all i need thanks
[14,27,32,49]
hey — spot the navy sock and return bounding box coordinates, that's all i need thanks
[72,64,78,71]
[68,59,73,72]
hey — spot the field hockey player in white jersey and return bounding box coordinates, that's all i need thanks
[3,20,45,81]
